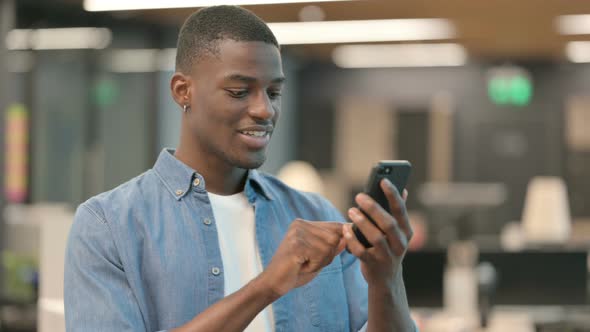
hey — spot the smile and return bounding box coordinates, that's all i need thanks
[237,129,272,150]
[239,130,269,137]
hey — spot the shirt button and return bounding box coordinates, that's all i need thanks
[193,178,201,186]
[203,218,212,225]
[175,189,184,196]
[211,267,221,276]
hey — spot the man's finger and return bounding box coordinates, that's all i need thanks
[297,231,340,273]
[354,193,392,234]
[349,206,405,256]
[354,193,407,250]
[291,221,345,272]
[311,221,345,234]
[380,179,413,239]
[304,221,343,248]
[342,224,370,261]
[336,237,347,255]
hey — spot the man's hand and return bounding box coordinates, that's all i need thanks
[259,219,346,298]
[170,220,345,332]
[343,179,413,287]
[343,179,415,331]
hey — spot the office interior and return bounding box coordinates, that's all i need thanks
[1,0,590,331]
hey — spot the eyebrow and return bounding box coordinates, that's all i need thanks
[224,74,286,84]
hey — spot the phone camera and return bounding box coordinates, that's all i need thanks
[385,167,391,174]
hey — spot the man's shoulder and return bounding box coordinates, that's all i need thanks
[255,171,343,221]
[78,169,158,223]
[255,171,323,201]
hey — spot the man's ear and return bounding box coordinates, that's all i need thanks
[170,72,192,108]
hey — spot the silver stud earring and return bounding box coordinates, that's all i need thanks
[183,104,189,113]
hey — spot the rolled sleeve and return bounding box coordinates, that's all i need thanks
[64,203,146,332]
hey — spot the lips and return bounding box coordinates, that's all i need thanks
[237,125,273,149]
[239,130,268,137]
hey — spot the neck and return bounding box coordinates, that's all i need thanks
[175,127,247,196]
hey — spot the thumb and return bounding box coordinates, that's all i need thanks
[335,230,347,255]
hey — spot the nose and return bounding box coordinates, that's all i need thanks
[248,90,275,121]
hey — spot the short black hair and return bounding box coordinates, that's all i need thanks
[175,5,279,73]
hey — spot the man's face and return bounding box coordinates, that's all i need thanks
[187,39,284,170]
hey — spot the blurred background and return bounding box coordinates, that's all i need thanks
[1,0,590,331]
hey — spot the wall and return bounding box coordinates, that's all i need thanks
[295,61,589,222]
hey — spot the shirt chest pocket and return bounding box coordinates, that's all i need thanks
[302,256,350,332]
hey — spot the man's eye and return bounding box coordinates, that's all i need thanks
[268,90,282,99]
[227,89,248,98]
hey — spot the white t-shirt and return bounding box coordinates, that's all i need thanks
[208,191,274,332]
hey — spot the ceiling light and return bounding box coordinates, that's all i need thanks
[106,49,159,72]
[5,29,30,50]
[104,48,178,72]
[5,28,111,50]
[566,41,590,63]
[158,48,178,71]
[556,15,590,35]
[332,43,467,68]
[268,18,455,45]
[84,0,353,11]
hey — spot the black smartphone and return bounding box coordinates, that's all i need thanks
[352,160,412,248]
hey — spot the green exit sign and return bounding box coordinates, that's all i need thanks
[487,67,533,107]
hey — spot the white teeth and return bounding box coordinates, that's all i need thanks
[241,131,267,137]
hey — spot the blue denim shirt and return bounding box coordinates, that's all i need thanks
[65,149,372,332]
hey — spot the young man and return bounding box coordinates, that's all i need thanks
[65,6,415,332]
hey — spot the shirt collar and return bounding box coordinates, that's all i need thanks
[246,168,274,201]
[153,148,273,201]
[153,149,197,200]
